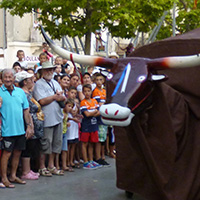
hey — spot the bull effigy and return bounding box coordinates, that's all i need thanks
[41,26,200,200]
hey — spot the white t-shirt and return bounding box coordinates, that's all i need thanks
[66,112,79,140]
[33,78,64,127]
[18,60,28,69]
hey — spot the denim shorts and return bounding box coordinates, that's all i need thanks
[62,133,68,151]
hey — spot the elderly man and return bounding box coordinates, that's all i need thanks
[0,69,33,188]
[33,61,65,176]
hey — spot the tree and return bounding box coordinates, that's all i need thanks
[156,0,200,40]
[0,0,174,54]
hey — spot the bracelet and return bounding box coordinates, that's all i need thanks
[26,123,32,127]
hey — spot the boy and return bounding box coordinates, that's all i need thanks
[92,73,110,166]
[77,72,96,101]
[80,84,101,169]
[34,53,48,71]
[16,50,28,69]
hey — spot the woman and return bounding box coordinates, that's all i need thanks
[59,74,70,98]
[15,71,46,179]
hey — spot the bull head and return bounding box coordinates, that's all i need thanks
[41,26,200,126]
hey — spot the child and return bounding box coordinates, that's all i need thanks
[53,64,62,77]
[54,56,63,66]
[12,62,22,73]
[42,42,53,60]
[34,53,48,71]
[67,87,80,168]
[77,72,96,101]
[16,50,28,69]
[61,99,74,171]
[92,73,110,166]
[80,84,101,169]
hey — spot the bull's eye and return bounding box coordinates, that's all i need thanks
[137,75,146,83]
[107,73,113,80]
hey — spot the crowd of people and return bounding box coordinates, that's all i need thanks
[0,47,118,188]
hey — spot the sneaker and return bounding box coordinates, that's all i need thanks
[79,159,84,164]
[96,159,110,167]
[83,162,96,170]
[21,171,39,180]
[90,161,102,169]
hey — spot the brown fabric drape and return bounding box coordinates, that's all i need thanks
[115,28,200,200]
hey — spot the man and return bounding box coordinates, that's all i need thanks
[33,61,65,176]
[0,69,33,188]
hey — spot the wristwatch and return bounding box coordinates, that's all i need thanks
[26,123,32,127]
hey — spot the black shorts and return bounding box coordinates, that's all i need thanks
[21,139,41,158]
[68,138,79,144]
[2,134,26,152]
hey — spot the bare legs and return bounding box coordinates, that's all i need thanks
[1,149,25,187]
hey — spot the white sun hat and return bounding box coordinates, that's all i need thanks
[15,71,34,83]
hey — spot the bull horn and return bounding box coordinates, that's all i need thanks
[40,25,114,69]
[147,54,200,70]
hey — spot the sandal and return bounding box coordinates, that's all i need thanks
[47,167,64,176]
[9,177,26,185]
[68,166,74,172]
[62,166,70,171]
[0,182,6,189]
[38,168,52,177]
[2,181,15,188]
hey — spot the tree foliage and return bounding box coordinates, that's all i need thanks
[0,0,173,39]
[156,0,200,39]
[1,0,200,51]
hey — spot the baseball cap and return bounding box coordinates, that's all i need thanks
[15,71,34,82]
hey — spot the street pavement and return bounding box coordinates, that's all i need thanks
[0,157,146,200]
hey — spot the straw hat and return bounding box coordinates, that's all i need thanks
[41,61,56,69]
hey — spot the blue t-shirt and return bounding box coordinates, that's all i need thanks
[80,98,99,132]
[0,85,29,137]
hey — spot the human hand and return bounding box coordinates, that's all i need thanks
[25,126,34,139]
[54,90,66,102]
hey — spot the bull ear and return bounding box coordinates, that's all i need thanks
[40,25,115,69]
[151,74,168,82]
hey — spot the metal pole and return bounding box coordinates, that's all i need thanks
[78,36,85,53]
[106,31,109,58]
[73,37,79,54]
[64,37,75,53]
[133,31,140,47]
[172,3,176,36]
[151,11,168,43]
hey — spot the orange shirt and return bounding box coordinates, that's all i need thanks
[80,98,99,132]
[92,87,106,103]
